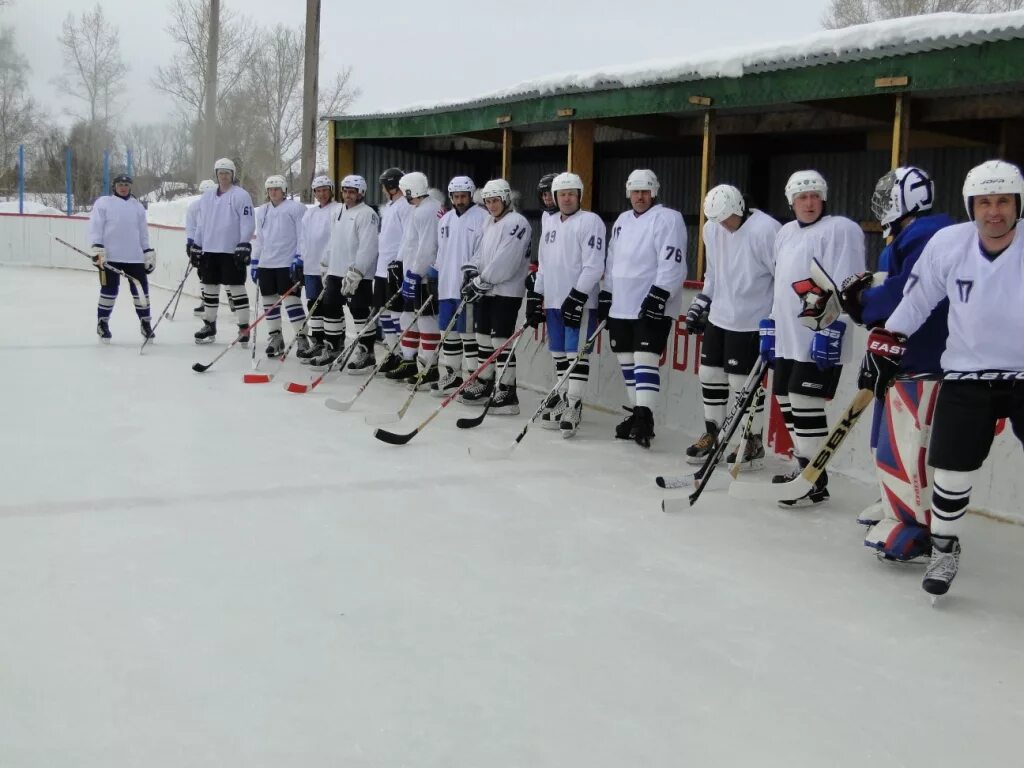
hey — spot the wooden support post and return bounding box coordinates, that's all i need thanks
[567,119,595,211]
[501,129,513,180]
[891,94,911,169]
[326,121,337,192]
[696,110,716,281]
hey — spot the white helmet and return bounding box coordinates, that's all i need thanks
[340,174,367,194]
[785,170,827,205]
[626,169,659,198]
[198,179,216,193]
[214,157,236,180]
[265,174,288,193]
[447,176,476,196]
[703,184,745,224]
[399,171,430,199]
[480,178,513,206]
[962,160,1024,221]
[551,171,584,197]
[311,174,335,191]
[871,167,934,237]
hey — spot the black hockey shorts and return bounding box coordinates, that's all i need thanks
[606,316,673,356]
[772,358,843,400]
[700,323,760,374]
[200,252,246,286]
[348,278,373,322]
[373,275,402,312]
[257,266,296,297]
[473,295,522,338]
[403,277,438,317]
[928,379,1024,472]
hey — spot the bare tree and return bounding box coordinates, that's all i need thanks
[0,25,44,187]
[56,4,127,125]
[824,0,1022,27]
[315,67,360,169]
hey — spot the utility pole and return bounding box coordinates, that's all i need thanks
[202,0,220,181]
[300,0,321,203]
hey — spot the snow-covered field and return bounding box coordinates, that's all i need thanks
[3,265,1023,767]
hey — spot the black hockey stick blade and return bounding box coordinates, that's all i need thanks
[192,361,211,373]
[455,408,490,429]
[373,426,418,445]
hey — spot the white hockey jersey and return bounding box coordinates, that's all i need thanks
[252,198,306,269]
[606,204,687,319]
[471,211,532,298]
[772,215,866,363]
[326,201,379,279]
[185,197,201,242]
[400,197,444,277]
[194,185,255,254]
[377,194,412,277]
[703,209,780,332]
[301,201,342,273]
[436,204,488,301]
[535,209,606,308]
[887,222,1024,372]
[88,194,150,264]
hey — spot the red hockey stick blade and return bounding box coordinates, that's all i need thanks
[243,373,272,384]
[285,380,310,394]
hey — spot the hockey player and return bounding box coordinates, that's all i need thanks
[459,179,532,413]
[537,172,558,216]
[527,172,564,421]
[88,173,156,342]
[764,170,865,507]
[309,175,379,370]
[186,178,217,316]
[604,169,687,448]
[433,176,488,396]
[296,175,342,363]
[375,167,412,374]
[191,157,255,344]
[829,167,953,561]
[861,160,1024,596]
[530,172,605,437]
[390,171,443,383]
[251,175,308,357]
[685,185,780,467]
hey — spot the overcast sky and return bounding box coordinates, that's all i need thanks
[16,0,827,125]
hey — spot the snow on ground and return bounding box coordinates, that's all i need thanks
[0,201,64,216]
[3,265,1024,767]
[146,195,198,228]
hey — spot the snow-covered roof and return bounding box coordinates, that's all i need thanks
[333,11,1024,121]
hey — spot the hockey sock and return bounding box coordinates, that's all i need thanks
[930,468,972,539]
[461,331,478,374]
[263,293,282,333]
[729,371,764,435]
[440,335,462,371]
[551,352,568,389]
[567,352,589,402]
[379,312,399,346]
[97,282,117,321]
[776,393,795,444]
[418,315,441,367]
[283,295,305,331]
[699,364,728,429]
[788,392,829,461]
[202,284,219,322]
[494,336,515,386]
[228,284,250,326]
[126,275,151,322]
[399,311,420,361]
[616,352,637,407]
[633,351,661,410]
[476,332,494,381]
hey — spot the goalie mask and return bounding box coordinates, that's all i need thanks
[871,167,934,238]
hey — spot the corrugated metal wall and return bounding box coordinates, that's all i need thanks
[596,155,752,216]
[354,144,479,207]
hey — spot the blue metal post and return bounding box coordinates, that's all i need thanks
[126,148,133,177]
[65,147,73,215]
[103,150,110,194]
[17,144,24,214]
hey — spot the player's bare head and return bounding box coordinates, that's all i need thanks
[626,169,658,214]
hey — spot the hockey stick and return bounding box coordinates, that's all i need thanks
[323,294,434,412]
[191,281,300,373]
[284,292,403,394]
[452,325,532,429]
[374,326,527,445]
[243,283,325,384]
[139,263,192,354]
[55,236,150,310]
[727,388,875,502]
[655,360,766,490]
[468,320,606,457]
[248,291,262,371]
[728,386,766,479]
[364,297,467,426]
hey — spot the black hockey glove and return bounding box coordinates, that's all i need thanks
[839,271,875,326]
[525,290,544,328]
[639,285,670,322]
[461,276,490,304]
[858,327,907,399]
[685,293,711,334]
[560,288,588,329]
[597,290,612,323]
[187,240,202,268]
[234,242,252,269]
[290,255,304,284]
[525,270,537,293]
[387,260,403,294]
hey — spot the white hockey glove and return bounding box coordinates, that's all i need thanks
[90,245,106,268]
[341,267,363,296]
[143,248,156,274]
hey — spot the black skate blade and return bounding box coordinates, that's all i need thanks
[373,427,417,445]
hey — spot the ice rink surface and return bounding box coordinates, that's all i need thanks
[3,266,1024,767]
